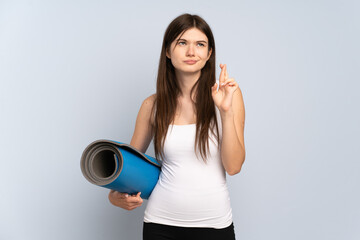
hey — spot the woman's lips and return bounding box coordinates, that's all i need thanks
[184,60,198,65]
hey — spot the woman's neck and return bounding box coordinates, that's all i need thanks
[175,70,201,101]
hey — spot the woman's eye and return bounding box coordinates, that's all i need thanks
[178,41,186,45]
[197,43,205,47]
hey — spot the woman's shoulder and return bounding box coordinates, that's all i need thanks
[143,93,156,105]
[141,93,156,126]
[130,93,156,152]
[142,93,156,113]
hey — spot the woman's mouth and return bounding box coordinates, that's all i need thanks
[184,60,198,65]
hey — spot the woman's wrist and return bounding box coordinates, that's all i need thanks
[220,108,234,121]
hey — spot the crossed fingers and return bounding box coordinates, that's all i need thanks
[219,64,236,87]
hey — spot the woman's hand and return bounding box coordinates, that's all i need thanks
[211,64,238,112]
[108,190,143,211]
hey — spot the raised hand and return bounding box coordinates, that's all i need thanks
[211,64,238,112]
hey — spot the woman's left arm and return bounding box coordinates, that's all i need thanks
[220,87,245,175]
[212,64,246,176]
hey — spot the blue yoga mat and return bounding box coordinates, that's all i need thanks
[80,140,161,199]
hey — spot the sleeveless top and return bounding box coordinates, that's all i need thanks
[143,108,233,229]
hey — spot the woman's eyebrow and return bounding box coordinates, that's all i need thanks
[177,38,208,43]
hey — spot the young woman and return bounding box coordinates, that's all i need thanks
[108,13,245,240]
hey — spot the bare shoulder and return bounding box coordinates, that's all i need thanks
[138,93,156,126]
[143,93,156,107]
[142,93,156,125]
[130,93,156,153]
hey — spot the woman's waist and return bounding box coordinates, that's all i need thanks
[157,174,227,192]
[159,165,226,186]
[145,183,232,227]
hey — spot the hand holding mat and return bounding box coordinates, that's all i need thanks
[80,140,161,199]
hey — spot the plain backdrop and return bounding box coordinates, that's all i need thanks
[0,0,359,239]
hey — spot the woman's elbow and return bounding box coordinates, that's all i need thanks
[227,167,241,176]
[226,157,245,176]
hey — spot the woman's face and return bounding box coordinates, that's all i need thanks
[166,27,212,75]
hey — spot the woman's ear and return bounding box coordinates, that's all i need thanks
[166,48,171,59]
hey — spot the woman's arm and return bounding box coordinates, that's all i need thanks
[219,87,246,175]
[212,64,246,176]
[108,94,156,209]
[129,94,156,153]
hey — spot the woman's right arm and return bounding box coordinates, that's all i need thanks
[108,94,156,210]
[129,94,156,153]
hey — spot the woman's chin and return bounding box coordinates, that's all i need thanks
[175,66,204,75]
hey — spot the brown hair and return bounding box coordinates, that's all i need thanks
[152,13,220,162]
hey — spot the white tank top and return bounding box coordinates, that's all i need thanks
[143,109,233,228]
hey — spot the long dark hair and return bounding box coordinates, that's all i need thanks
[152,13,220,162]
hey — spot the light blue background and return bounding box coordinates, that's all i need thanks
[1,0,359,239]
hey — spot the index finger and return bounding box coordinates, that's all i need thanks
[219,63,225,83]
[224,64,228,80]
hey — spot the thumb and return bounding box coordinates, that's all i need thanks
[137,192,143,203]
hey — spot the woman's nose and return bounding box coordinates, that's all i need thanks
[186,44,195,56]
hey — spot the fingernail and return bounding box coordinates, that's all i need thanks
[125,194,128,198]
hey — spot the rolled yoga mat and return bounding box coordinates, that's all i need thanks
[80,139,161,199]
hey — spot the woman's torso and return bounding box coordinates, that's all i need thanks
[144,108,233,228]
